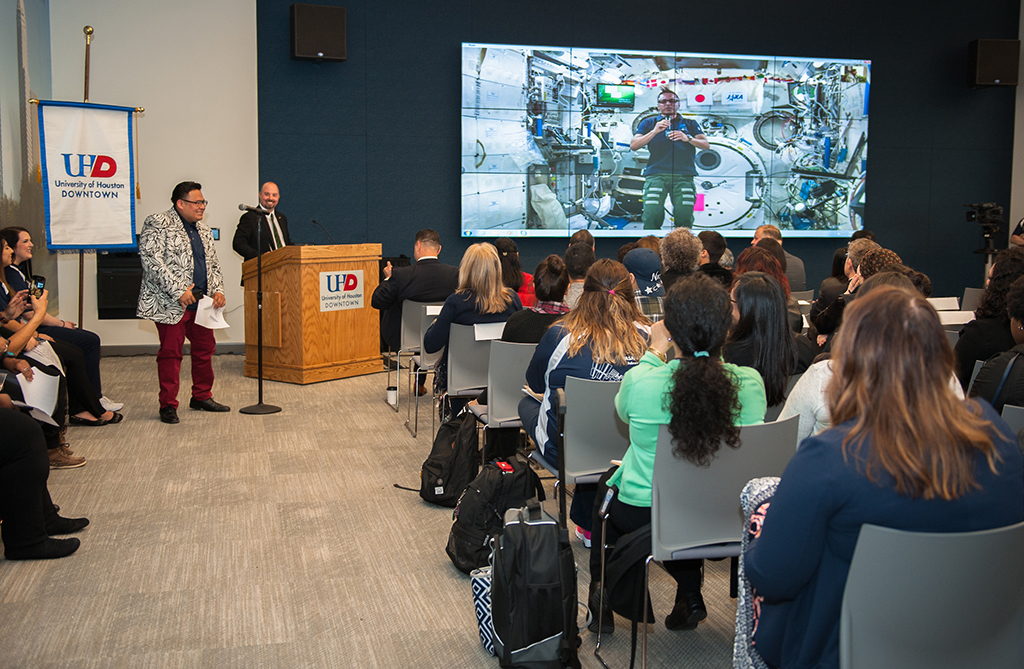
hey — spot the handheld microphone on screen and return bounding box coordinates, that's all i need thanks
[312,219,337,244]
[238,203,269,214]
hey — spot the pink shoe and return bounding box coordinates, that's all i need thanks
[575,526,592,549]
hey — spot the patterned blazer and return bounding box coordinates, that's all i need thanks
[136,207,225,325]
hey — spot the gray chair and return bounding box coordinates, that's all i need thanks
[637,416,800,667]
[467,339,536,435]
[791,289,814,315]
[945,329,960,348]
[839,521,1024,669]
[405,304,444,437]
[386,300,442,413]
[442,323,503,417]
[1001,404,1024,437]
[962,286,984,312]
[530,377,630,486]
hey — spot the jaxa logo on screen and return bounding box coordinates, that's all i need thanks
[319,270,364,312]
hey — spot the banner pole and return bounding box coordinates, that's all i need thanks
[78,25,93,326]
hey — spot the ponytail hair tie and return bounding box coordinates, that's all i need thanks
[608,289,615,295]
[694,351,709,358]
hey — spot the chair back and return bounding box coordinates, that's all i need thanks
[792,289,814,315]
[926,296,960,311]
[401,301,441,353]
[651,415,799,560]
[1001,404,1024,436]
[562,377,631,482]
[840,521,1024,669]
[448,323,496,395]
[486,341,538,427]
[962,286,984,312]
[415,305,443,371]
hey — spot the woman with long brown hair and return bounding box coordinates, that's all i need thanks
[424,243,521,391]
[518,259,649,541]
[745,285,1024,669]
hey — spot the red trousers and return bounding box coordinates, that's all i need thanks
[155,310,216,409]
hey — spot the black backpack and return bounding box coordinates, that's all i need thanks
[491,502,581,669]
[445,454,544,574]
[420,411,480,507]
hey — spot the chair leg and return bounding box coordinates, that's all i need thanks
[595,513,612,669]
[404,363,419,437]
[641,555,654,669]
[730,556,739,598]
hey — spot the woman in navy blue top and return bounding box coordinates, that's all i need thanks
[745,285,1024,669]
[424,243,520,392]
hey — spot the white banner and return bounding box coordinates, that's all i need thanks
[38,101,136,250]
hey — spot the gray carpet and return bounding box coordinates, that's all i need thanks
[0,354,736,668]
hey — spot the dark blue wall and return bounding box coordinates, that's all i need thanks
[256,0,1019,296]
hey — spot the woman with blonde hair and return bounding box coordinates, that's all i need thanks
[518,258,650,543]
[745,285,1024,669]
[424,243,521,391]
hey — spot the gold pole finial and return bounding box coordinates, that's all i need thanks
[84,25,93,36]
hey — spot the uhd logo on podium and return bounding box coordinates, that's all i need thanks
[320,270,364,312]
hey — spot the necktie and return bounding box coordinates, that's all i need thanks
[268,213,284,250]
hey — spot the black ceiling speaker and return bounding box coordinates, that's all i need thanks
[290,4,346,62]
[968,39,1019,88]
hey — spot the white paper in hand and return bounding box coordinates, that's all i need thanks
[195,295,230,329]
[17,368,60,416]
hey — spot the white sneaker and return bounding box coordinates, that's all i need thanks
[575,526,592,549]
[100,396,124,411]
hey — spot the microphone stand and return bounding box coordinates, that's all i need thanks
[240,211,282,416]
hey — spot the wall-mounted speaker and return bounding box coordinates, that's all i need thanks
[968,39,1019,87]
[290,4,346,62]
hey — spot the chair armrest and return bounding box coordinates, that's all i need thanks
[555,388,567,416]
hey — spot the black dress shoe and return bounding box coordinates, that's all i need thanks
[45,515,90,535]
[5,537,80,560]
[160,406,179,424]
[189,397,230,412]
[665,591,707,631]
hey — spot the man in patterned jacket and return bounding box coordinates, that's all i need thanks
[137,181,230,424]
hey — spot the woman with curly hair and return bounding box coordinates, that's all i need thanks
[725,272,802,406]
[660,227,703,291]
[586,273,767,634]
[954,247,1024,389]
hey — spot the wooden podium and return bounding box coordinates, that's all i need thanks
[242,244,381,384]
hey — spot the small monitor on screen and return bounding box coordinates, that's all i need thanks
[596,84,635,109]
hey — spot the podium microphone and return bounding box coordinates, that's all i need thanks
[312,219,337,244]
[238,204,269,214]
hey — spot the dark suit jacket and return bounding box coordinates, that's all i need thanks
[371,258,460,351]
[233,210,293,261]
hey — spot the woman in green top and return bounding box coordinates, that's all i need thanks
[588,273,767,634]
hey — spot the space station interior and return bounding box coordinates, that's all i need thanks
[461,45,869,238]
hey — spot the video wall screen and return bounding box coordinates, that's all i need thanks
[461,44,869,239]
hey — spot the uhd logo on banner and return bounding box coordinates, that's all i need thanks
[62,153,117,178]
[320,270,364,312]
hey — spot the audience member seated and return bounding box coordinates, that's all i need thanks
[954,247,1024,390]
[659,227,701,291]
[569,229,595,251]
[0,404,89,560]
[518,259,650,542]
[809,247,850,326]
[811,238,880,342]
[563,242,595,310]
[969,275,1024,411]
[781,272,962,442]
[732,247,802,334]
[635,235,661,256]
[494,237,534,308]
[501,255,569,343]
[720,247,734,270]
[586,273,767,634]
[751,224,806,292]
[424,243,521,393]
[0,240,120,429]
[617,241,639,264]
[623,248,665,323]
[696,230,732,288]
[745,285,1024,669]
[724,272,805,407]
[2,227,121,412]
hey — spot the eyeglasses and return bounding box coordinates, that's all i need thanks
[657,99,680,104]
[181,199,208,207]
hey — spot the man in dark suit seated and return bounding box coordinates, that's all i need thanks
[233,182,292,260]
[371,229,459,394]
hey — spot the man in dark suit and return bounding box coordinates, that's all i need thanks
[233,182,293,260]
[371,229,459,369]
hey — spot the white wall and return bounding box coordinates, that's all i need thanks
[49,0,258,345]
